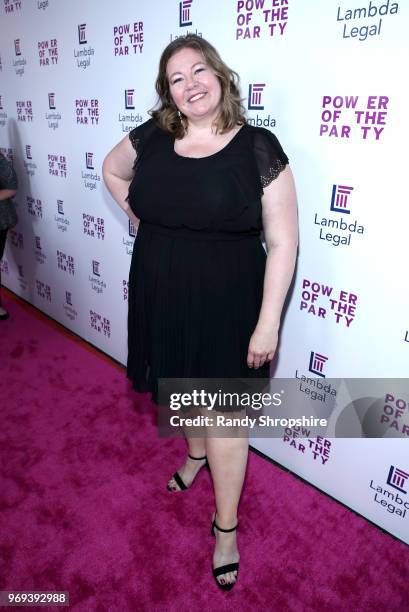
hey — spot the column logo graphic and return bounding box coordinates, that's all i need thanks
[64,290,78,321]
[89,260,107,294]
[125,89,135,110]
[171,0,201,42]
[313,183,365,247]
[248,83,266,110]
[46,93,61,130]
[330,184,353,214]
[55,199,70,232]
[82,153,101,190]
[78,24,87,44]
[118,89,142,133]
[369,463,409,519]
[246,82,276,127]
[122,220,136,256]
[24,144,37,176]
[309,352,328,377]
[92,260,100,277]
[86,152,94,169]
[74,24,95,69]
[387,466,408,494]
[129,220,137,238]
[179,0,193,27]
[13,37,27,75]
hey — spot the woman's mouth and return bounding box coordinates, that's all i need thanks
[188,92,207,103]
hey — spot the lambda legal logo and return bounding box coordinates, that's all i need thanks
[85,152,94,169]
[125,89,135,110]
[14,39,21,56]
[92,260,100,276]
[65,291,72,306]
[179,0,193,27]
[57,199,64,214]
[330,184,353,214]
[48,93,56,109]
[25,145,32,160]
[0,96,3,110]
[308,351,328,378]
[129,219,137,237]
[248,83,266,110]
[78,24,87,44]
[387,466,409,494]
[35,236,42,250]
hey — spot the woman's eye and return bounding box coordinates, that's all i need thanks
[172,77,182,84]
[195,67,205,74]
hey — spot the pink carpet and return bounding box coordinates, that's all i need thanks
[1,291,408,611]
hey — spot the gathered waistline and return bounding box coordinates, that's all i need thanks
[139,221,261,242]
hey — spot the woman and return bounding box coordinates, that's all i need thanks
[103,34,298,590]
[0,152,18,321]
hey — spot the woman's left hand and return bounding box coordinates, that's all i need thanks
[247,325,278,369]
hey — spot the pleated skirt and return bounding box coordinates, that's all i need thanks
[127,221,270,406]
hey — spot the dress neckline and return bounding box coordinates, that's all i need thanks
[172,123,247,160]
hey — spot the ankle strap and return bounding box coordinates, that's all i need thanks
[214,519,238,533]
[188,453,207,461]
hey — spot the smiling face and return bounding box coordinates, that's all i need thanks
[166,46,223,124]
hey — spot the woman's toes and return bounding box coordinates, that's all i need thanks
[217,572,237,586]
[167,477,178,491]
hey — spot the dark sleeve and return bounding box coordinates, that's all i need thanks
[0,153,18,190]
[128,118,157,168]
[253,128,289,189]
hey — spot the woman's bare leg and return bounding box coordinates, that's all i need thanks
[167,433,207,491]
[206,431,248,586]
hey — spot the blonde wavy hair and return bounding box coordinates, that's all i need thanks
[150,34,247,138]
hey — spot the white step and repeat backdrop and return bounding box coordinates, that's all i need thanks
[1,1,408,543]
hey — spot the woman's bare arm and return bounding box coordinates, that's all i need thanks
[258,165,298,332]
[0,189,17,201]
[102,134,140,227]
[247,165,299,368]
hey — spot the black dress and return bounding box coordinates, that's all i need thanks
[126,119,288,405]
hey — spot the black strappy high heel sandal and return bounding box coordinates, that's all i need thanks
[166,454,209,491]
[211,513,239,591]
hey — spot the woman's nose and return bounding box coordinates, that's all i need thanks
[185,75,198,89]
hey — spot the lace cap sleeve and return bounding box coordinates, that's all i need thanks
[129,128,140,152]
[128,118,157,168]
[253,128,289,190]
